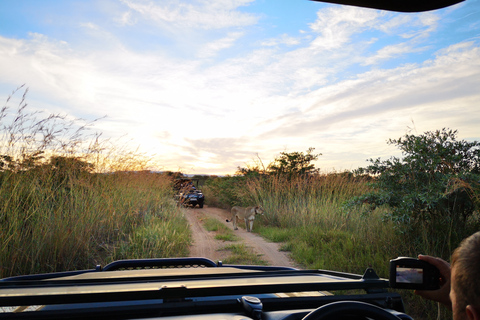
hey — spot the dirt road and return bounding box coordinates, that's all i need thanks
[184,206,298,268]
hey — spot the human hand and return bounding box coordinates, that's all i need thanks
[414,255,452,309]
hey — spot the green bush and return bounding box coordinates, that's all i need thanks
[203,175,254,208]
[348,128,480,256]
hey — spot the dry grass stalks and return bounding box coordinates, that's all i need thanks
[0,87,181,278]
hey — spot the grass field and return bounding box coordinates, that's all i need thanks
[0,166,190,278]
[0,90,191,277]
[2,89,477,319]
[202,173,479,319]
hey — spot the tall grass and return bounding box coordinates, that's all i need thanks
[205,172,476,272]
[245,173,368,228]
[233,174,399,272]
[110,207,191,260]
[0,87,190,278]
[204,172,477,319]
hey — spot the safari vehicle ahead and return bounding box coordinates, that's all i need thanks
[177,187,205,208]
[174,178,205,208]
[0,257,410,320]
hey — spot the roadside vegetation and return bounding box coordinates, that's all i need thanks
[2,87,479,319]
[221,243,268,266]
[203,217,238,241]
[0,87,191,278]
[202,216,267,265]
[203,130,480,319]
[205,168,394,273]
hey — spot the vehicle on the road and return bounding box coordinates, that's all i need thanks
[178,186,205,208]
[174,178,205,208]
[0,257,411,320]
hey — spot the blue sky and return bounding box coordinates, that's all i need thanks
[1,0,479,175]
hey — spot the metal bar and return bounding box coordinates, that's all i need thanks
[0,276,389,307]
[102,257,219,271]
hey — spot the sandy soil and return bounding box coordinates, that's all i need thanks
[183,205,298,268]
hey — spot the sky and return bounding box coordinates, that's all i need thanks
[0,0,479,175]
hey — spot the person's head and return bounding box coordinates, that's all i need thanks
[450,231,480,320]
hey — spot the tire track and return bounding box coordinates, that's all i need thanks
[185,206,298,268]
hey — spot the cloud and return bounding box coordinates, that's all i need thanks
[0,1,478,174]
[362,42,416,65]
[253,42,480,155]
[120,0,258,30]
[197,32,244,58]
[0,34,95,108]
[163,136,257,174]
[309,6,381,50]
[115,11,137,26]
[261,33,301,47]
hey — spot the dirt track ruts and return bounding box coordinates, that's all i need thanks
[183,206,298,268]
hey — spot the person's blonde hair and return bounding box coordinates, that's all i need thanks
[451,232,480,314]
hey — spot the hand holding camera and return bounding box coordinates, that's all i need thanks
[389,256,441,290]
[389,255,452,309]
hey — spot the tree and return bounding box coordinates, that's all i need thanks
[236,153,268,178]
[236,165,264,177]
[349,129,480,245]
[267,148,321,179]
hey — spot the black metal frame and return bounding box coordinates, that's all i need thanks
[102,257,219,271]
[310,0,464,12]
[0,258,403,320]
[0,293,405,320]
[0,258,220,282]
[0,258,390,306]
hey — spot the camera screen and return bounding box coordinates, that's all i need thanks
[396,266,423,284]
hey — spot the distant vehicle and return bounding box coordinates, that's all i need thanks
[174,178,205,208]
[178,186,205,208]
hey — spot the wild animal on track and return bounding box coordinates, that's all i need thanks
[226,206,264,232]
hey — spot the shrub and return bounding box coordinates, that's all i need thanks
[267,148,321,179]
[203,175,253,208]
[348,128,480,255]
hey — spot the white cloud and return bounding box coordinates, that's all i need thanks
[242,41,480,171]
[376,14,413,34]
[116,11,137,26]
[120,0,258,30]
[0,1,478,174]
[309,6,380,50]
[197,32,244,58]
[261,33,301,47]
[362,42,414,65]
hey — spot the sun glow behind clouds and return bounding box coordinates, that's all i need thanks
[0,0,479,175]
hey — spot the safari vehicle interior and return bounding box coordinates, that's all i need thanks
[0,0,464,319]
[0,257,407,320]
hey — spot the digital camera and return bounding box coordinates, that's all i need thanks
[389,257,440,290]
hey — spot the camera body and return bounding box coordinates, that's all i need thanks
[389,257,440,290]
